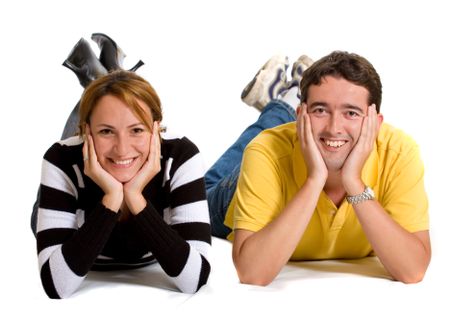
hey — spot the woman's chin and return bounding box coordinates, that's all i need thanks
[111,172,135,184]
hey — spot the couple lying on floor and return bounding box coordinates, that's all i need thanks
[31,34,430,299]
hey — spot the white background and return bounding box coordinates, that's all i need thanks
[1,0,449,316]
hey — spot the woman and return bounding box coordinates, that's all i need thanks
[35,70,211,298]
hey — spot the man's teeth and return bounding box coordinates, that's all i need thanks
[114,159,133,165]
[325,140,346,148]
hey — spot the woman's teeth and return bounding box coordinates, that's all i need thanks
[114,159,133,165]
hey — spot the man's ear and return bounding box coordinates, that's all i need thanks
[377,113,384,130]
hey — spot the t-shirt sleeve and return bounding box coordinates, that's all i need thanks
[231,144,285,233]
[380,144,429,233]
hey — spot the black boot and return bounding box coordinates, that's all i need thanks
[91,33,145,72]
[62,38,107,88]
[91,33,125,71]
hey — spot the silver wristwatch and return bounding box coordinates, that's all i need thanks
[346,186,375,205]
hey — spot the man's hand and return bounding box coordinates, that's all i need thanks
[297,103,328,184]
[83,127,123,211]
[341,104,381,194]
[123,121,161,214]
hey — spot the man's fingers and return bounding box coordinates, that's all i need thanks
[300,103,308,145]
[366,104,377,147]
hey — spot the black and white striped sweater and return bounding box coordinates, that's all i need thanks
[36,133,211,298]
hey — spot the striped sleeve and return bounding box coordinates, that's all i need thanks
[134,136,211,293]
[36,140,119,298]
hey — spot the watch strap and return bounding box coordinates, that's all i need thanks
[346,186,374,205]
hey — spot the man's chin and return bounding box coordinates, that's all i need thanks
[324,160,345,172]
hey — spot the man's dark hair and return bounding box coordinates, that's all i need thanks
[300,51,382,112]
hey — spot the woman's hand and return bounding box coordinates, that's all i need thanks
[83,126,123,211]
[123,121,161,214]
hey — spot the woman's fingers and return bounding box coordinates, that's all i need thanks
[148,121,161,172]
[153,122,161,169]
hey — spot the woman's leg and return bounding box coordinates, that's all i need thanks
[206,100,296,237]
[31,34,143,235]
[61,101,80,139]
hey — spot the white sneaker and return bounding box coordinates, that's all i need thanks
[289,55,314,99]
[241,55,289,111]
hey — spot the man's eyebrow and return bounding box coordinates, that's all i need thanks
[308,101,329,108]
[342,104,365,113]
[308,102,365,114]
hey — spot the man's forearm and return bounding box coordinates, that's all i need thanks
[232,178,323,286]
[352,200,431,283]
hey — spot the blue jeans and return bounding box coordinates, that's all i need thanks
[206,100,296,238]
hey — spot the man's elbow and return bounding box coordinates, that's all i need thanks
[395,270,426,284]
[236,269,275,287]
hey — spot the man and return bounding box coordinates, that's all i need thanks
[206,51,430,285]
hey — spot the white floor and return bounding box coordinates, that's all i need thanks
[1,1,449,317]
[18,237,449,317]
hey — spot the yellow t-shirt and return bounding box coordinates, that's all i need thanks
[224,122,428,260]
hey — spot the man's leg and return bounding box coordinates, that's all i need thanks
[206,53,314,238]
[206,100,296,237]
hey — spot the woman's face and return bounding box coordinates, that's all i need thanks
[88,95,152,183]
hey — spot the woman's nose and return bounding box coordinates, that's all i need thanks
[113,135,130,155]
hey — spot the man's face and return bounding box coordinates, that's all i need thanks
[302,76,372,171]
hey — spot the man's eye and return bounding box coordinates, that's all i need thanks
[347,111,360,118]
[311,108,327,115]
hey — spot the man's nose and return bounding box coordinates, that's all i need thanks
[326,114,343,134]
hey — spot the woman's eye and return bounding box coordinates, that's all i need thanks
[99,129,112,135]
[132,127,145,134]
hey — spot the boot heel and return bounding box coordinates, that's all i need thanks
[91,33,145,72]
[128,60,145,72]
[62,38,107,88]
